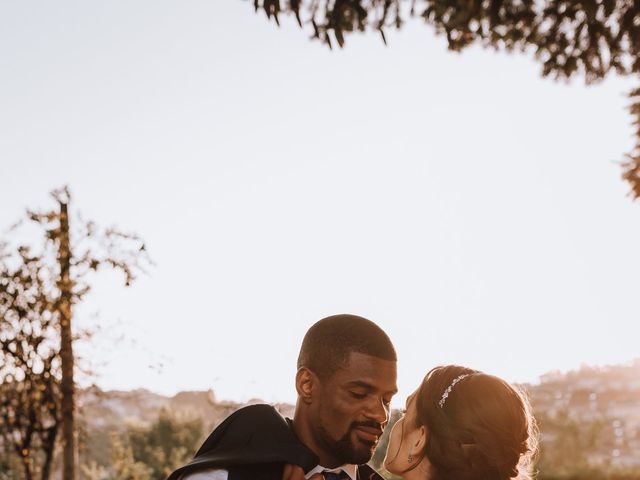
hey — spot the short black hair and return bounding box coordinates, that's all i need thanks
[297,314,397,378]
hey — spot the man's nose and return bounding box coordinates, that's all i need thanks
[365,397,389,425]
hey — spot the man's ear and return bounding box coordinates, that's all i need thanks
[295,367,317,404]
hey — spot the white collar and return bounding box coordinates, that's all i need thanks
[305,464,357,480]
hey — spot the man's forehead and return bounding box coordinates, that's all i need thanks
[344,351,397,366]
[334,351,397,386]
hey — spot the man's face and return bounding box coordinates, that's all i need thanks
[311,351,398,465]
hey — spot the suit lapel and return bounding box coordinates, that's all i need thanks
[355,464,383,480]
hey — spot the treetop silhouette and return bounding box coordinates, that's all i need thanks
[251,0,640,198]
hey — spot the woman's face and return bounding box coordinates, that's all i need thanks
[383,390,423,475]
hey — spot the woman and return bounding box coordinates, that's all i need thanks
[382,365,538,480]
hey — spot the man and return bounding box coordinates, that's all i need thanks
[168,314,398,480]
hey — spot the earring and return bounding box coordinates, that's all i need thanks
[408,454,413,463]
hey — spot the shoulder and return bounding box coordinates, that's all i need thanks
[167,403,318,479]
[208,404,287,441]
[193,404,290,456]
[181,468,228,480]
[227,404,287,428]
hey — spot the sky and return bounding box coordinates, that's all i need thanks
[1,1,639,407]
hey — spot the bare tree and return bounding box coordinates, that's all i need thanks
[0,186,151,480]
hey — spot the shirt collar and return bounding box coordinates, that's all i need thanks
[305,464,357,480]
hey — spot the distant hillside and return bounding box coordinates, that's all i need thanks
[78,385,295,432]
[77,359,640,476]
[527,359,640,472]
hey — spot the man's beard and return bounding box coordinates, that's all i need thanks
[316,420,381,466]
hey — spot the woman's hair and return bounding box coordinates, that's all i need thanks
[414,365,538,480]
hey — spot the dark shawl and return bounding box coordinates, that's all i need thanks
[166,404,384,480]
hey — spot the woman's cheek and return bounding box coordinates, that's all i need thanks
[383,419,404,473]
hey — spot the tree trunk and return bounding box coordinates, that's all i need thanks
[58,201,76,480]
[21,454,33,480]
[40,424,58,480]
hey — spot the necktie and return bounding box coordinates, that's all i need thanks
[322,470,350,480]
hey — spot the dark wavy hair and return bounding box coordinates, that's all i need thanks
[414,365,538,480]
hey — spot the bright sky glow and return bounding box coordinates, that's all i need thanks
[1,1,639,406]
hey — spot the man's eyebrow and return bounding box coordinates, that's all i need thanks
[345,380,375,390]
[345,380,398,395]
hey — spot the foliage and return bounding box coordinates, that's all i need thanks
[126,409,204,480]
[540,473,640,480]
[78,409,204,480]
[250,0,640,199]
[0,244,62,480]
[622,87,640,198]
[535,409,601,475]
[109,434,155,480]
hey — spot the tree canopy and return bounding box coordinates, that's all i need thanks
[251,0,640,198]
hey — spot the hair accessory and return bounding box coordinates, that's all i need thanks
[439,373,471,408]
